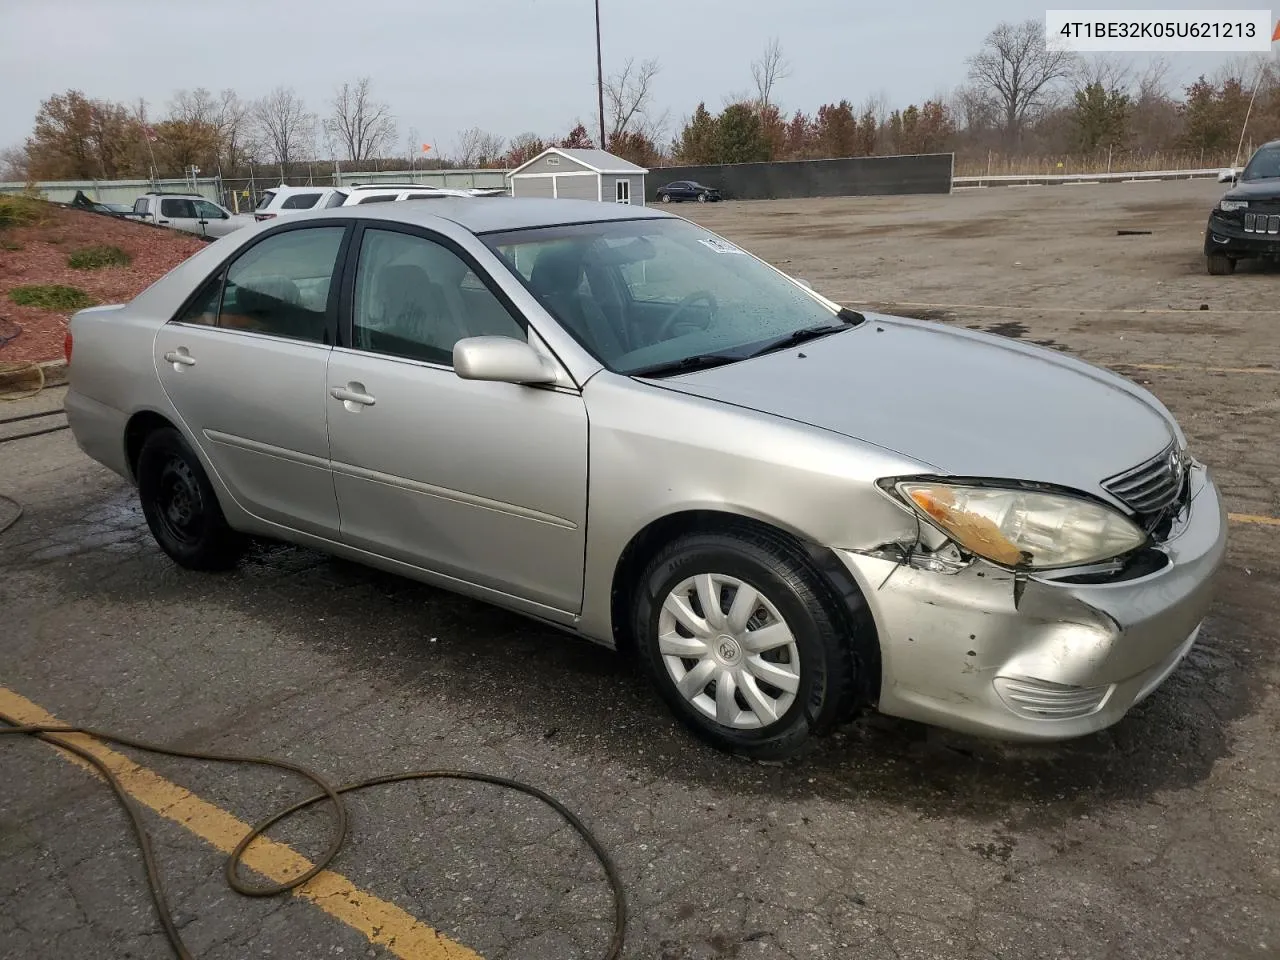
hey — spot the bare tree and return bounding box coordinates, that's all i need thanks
[751,37,791,112]
[1075,55,1133,93]
[1136,57,1172,102]
[0,145,29,181]
[605,57,661,140]
[326,77,397,163]
[967,19,1076,148]
[453,128,506,167]
[252,86,315,165]
[214,89,252,169]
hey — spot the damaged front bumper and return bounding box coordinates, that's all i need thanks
[837,463,1227,741]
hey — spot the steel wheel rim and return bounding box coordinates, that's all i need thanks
[657,573,801,730]
[155,456,203,546]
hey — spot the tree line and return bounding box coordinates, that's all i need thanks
[6,19,1280,184]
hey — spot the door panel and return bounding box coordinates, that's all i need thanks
[151,223,348,537]
[327,352,588,610]
[326,224,589,612]
[154,326,337,534]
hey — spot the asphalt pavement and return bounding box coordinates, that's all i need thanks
[1,384,1277,960]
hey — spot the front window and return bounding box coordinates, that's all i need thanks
[482,218,848,375]
[1242,145,1280,181]
[193,199,225,219]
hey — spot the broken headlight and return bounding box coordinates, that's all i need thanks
[891,481,1148,570]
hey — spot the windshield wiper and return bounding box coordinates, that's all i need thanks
[628,354,741,378]
[743,308,865,359]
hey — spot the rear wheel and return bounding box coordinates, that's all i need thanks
[632,529,864,759]
[137,427,245,570]
[1206,253,1236,275]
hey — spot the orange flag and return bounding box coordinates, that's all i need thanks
[1273,19,1280,42]
[421,143,432,153]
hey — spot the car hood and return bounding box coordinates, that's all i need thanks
[1223,178,1280,201]
[648,314,1179,500]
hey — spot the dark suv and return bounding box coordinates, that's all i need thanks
[656,181,723,203]
[1204,140,1280,274]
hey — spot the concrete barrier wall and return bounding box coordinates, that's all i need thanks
[647,153,954,201]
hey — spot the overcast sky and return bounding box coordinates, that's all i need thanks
[0,0,1257,158]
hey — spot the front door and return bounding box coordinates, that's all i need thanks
[325,224,589,614]
[152,222,349,537]
[193,199,233,238]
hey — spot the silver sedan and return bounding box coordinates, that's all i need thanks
[63,198,1227,758]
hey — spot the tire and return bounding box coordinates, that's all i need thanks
[1206,253,1236,275]
[631,528,864,759]
[137,426,245,571]
[696,193,707,203]
[659,193,672,203]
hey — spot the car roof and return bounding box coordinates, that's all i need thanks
[328,196,674,234]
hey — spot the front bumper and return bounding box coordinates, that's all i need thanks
[837,463,1228,741]
[1204,213,1280,257]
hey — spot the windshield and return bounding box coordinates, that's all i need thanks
[481,218,843,374]
[1242,146,1280,181]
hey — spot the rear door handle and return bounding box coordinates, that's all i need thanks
[330,384,376,407]
[163,349,196,368]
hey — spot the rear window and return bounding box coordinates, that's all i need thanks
[160,198,197,218]
[406,193,446,200]
[282,193,322,210]
[323,190,348,208]
[255,190,277,211]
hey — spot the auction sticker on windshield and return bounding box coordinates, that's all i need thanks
[1045,10,1272,51]
[698,237,748,255]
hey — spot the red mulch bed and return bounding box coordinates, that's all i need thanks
[0,205,206,363]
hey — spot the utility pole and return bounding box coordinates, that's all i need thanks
[595,0,605,149]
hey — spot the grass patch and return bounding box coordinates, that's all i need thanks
[8,284,98,311]
[68,244,132,269]
[0,195,50,230]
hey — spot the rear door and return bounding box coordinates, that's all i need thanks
[152,221,352,537]
[325,223,589,615]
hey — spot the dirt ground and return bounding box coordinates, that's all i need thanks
[1,180,1277,960]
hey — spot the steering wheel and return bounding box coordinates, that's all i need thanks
[655,290,718,340]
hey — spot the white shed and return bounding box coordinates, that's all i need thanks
[506,148,648,205]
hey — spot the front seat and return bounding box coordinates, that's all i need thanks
[527,246,625,360]
[368,263,463,362]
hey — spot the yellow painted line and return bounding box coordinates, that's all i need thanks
[0,687,483,960]
[845,299,1280,316]
[1230,513,1280,527]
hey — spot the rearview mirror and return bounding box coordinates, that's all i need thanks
[453,336,558,385]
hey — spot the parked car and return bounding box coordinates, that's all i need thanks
[340,183,479,206]
[1204,139,1280,274]
[128,193,253,239]
[252,185,350,221]
[66,190,136,218]
[656,181,722,203]
[62,198,1225,759]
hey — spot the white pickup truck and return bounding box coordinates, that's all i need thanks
[127,193,253,239]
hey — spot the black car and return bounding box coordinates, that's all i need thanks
[1203,139,1280,274]
[655,180,722,203]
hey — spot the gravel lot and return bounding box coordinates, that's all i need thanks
[1,179,1277,960]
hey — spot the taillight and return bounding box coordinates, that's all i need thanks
[254,213,276,221]
[64,331,73,365]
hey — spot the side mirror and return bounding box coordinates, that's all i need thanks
[1217,167,1238,183]
[794,277,814,290]
[453,336,558,385]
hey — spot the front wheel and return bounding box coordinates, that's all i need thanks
[632,529,865,759]
[1206,253,1236,275]
[137,426,245,570]
[696,193,707,203]
[659,193,672,203]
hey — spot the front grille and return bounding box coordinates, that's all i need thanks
[1102,442,1185,516]
[1244,212,1280,234]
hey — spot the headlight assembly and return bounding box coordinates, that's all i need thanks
[892,481,1148,570]
[1219,199,1248,212]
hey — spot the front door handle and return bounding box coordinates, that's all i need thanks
[158,219,170,224]
[163,349,196,368]
[330,383,376,408]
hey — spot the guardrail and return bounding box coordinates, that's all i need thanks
[954,168,1225,187]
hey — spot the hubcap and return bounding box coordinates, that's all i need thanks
[657,573,801,730]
